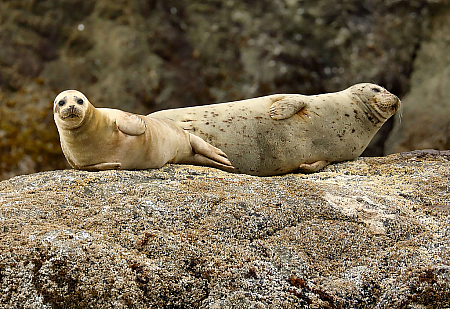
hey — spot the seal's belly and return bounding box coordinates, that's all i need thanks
[193,114,307,175]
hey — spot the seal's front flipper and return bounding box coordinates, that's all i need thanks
[298,160,329,173]
[188,134,234,170]
[79,162,122,171]
[117,113,147,136]
[270,97,307,120]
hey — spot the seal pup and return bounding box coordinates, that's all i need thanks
[53,90,233,171]
[150,83,400,176]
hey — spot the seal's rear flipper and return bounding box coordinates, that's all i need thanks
[79,162,122,171]
[188,134,234,170]
[177,119,194,131]
[189,154,235,171]
[298,160,329,173]
[270,97,307,120]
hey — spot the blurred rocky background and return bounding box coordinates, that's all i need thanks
[0,0,449,180]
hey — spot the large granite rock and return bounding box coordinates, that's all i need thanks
[0,0,448,180]
[1,151,449,308]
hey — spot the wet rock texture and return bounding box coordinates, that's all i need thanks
[1,151,449,308]
[0,0,448,179]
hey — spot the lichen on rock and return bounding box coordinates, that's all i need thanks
[1,151,449,307]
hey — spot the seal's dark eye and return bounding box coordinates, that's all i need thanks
[372,88,381,93]
[58,100,65,106]
[77,99,84,105]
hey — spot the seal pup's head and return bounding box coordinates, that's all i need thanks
[53,90,91,129]
[350,83,401,124]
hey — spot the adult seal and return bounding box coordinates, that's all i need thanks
[53,90,233,171]
[150,83,401,176]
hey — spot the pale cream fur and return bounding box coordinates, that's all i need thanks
[53,90,233,171]
[150,83,400,176]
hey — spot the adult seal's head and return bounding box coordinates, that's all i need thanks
[350,83,401,124]
[53,90,92,130]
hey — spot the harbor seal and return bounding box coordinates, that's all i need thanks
[150,83,401,176]
[53,90,233,171]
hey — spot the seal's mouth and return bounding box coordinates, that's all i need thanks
[352,91,401,124]
[60,106,83,120]
[371,96,401,120]
[62,113,80,119]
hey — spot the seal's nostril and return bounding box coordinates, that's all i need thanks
[70,105,75,108]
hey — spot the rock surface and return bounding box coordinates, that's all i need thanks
[1,0,449,180]
[1,151,449,308]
